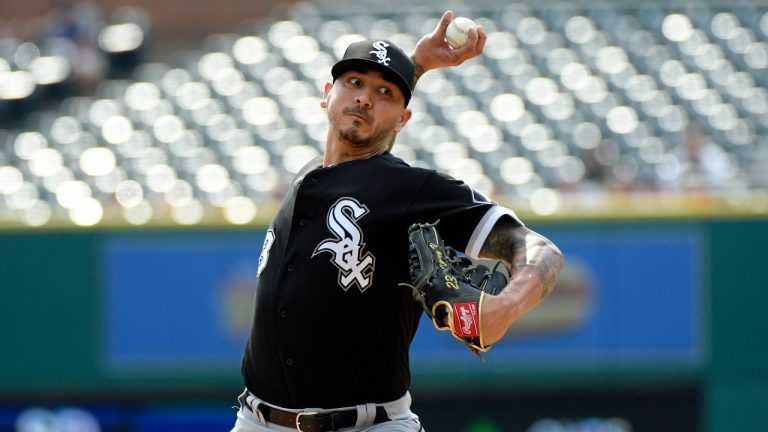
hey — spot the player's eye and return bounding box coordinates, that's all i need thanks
[378,86,393,97]
[347,77,362,86]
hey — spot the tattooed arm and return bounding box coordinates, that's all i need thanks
[478,216,564,345]
[409,10,486,85]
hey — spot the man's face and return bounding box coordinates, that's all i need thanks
[323,69,411,149]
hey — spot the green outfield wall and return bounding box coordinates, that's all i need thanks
[1,217,766,431]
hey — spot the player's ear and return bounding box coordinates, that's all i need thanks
[394,108,413,133]
[320,82,333,108]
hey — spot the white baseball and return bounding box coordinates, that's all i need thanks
[446,17,477,49]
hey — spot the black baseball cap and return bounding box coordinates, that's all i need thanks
[331,39,415,106]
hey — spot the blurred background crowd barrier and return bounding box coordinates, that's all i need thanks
[1,0,767,431]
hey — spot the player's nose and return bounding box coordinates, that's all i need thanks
[355,91,373,108]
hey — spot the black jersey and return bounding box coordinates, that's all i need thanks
[241,152,519,409]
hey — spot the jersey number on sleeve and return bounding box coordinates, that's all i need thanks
[257,229,275,277]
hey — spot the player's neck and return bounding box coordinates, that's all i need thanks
[323,140,388,167]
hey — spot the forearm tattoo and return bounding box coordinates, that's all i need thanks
[411,57,426,85]
[479,219,563,300]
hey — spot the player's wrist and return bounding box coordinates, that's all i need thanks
[408,54,428,85]
[480,294,516,345]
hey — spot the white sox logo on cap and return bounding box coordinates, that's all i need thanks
[369,41,391,66]
[331,38,415,106]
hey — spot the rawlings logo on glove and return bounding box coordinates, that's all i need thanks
[454,302,480,338]
[401,221,511,354]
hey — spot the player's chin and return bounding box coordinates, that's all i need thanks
[341,116,367,130]
[339,129,372,148]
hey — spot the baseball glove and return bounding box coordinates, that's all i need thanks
[401,221,511,354]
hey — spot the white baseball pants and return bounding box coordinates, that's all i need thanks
[230,389,424,432]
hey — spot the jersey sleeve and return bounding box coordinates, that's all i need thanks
[408,170,523,257]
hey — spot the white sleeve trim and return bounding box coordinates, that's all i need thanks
[465,206,523,258]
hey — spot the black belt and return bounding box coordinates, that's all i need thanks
[249,399,390,431]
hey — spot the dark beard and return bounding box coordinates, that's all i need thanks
[339,123,371,148]
[336,107,391,149]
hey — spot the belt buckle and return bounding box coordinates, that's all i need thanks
[295,411,319,432]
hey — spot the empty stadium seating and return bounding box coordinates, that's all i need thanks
[1,2,767,227]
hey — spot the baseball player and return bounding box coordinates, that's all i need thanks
[231,11,564,432]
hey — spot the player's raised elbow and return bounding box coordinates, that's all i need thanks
[546,236,564,271]
[519,228,564,299]
[538,235,564,300]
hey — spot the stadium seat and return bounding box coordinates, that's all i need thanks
[2,2,767,227]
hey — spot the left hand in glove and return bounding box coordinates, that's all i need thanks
[401,221,511,354]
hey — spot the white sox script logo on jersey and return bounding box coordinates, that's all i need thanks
[313,197,375,292]
[370,41,391,66]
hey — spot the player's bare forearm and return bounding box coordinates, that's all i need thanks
[410,10,486,85]
[478,218,564,344]
[481,220,563,299]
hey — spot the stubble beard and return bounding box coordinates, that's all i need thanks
[339,123,390,149]
[334,107,393,149]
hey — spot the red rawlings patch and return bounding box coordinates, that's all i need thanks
[452,302,479,337]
